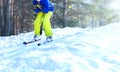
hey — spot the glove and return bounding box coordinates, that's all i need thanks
[33,4,42,10]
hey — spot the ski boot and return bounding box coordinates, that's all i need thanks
[46,36,53,42]
[34,35,42,41]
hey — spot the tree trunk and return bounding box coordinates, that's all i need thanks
[63,0,67,28]
[0,0,13,36]
[5,0,12,36]
[18,0,23,33]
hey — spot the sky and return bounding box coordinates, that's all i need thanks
[0,22,120,72]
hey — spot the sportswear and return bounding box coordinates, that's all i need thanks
[33,0,54,13]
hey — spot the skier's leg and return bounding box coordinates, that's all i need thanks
[34,12,44,36]
[40,23,43,35]
[43,11,53,37]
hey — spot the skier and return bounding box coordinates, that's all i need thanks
[32,0,54,41]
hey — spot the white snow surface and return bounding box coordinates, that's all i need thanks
[0,23,120,72]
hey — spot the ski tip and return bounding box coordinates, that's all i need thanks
[23,42,27,45]
[38,43,41,46]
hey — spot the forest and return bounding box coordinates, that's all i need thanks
[0,0,118,36]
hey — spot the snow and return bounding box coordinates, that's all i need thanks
[0,23,120,72]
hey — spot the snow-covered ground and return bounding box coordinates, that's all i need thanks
[0,23,120,72]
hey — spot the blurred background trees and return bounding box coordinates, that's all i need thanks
[0,0,33,36]
[0,0,118,36]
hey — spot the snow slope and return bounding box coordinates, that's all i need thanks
[0,23,120,72]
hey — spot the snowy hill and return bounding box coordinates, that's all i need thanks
[0,23,120,72]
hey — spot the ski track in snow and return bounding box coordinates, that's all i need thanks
[0,23,120,72]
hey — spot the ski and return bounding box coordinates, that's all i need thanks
[38,39,53,46]
[23,39,41,45]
